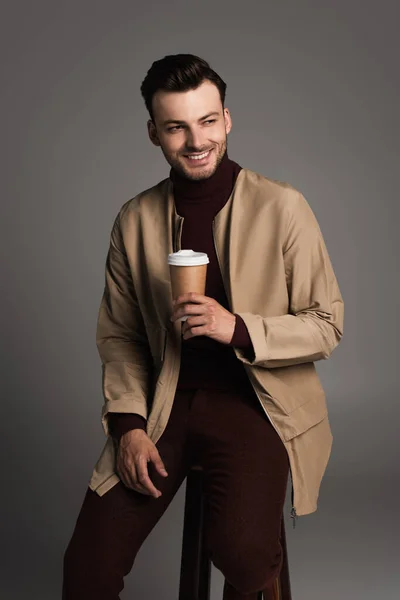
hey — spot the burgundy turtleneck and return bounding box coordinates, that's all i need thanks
[109,151,255,441]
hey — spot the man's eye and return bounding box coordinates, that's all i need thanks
[168,125,183,132]
[167,120,215,132]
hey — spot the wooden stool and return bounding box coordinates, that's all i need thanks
[179,465,292,600]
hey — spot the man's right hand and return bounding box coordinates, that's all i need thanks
[116,429,168,498]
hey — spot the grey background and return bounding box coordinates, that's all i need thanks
[1,1,398,598]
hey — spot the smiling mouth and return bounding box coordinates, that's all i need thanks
[183,149,213,162]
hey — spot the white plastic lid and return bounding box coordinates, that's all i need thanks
[168,249,209,266]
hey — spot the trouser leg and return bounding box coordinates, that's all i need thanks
[188,388,290,600]
[62,390,194,600]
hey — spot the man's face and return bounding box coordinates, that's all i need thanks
[147,80,232,181]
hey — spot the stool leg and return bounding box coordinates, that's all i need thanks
[198,517,212,600]
[179,469,211,600]
[278,515,292,600]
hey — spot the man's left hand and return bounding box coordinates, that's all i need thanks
[170,292,236,345]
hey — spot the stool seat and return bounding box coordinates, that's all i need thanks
[179,465,292,599]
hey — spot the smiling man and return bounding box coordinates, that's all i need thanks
[62,54,344,600]
[149,79,231,180]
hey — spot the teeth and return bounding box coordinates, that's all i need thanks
[186,150,210,160]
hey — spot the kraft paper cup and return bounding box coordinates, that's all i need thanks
[168,250,209,322]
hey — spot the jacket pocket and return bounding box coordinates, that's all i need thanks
[251,362,327,416]
[280,395,328,441]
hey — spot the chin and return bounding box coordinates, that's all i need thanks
[182,158,219,181]
[186,166,216,180]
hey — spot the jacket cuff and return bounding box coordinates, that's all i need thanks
[108,413,147,442]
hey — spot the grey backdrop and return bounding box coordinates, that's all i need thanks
[1,1,398,598]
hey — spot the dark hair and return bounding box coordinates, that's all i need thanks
[140,54,227,122]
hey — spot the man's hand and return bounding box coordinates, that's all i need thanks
[170,292,236,345]
[116,429,168,498]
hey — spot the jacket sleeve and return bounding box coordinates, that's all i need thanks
[96,211,152,436]
[234,191,344,369]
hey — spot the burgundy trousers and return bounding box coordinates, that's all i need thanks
[62,386,290,599]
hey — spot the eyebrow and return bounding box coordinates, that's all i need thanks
[162,112,220,127]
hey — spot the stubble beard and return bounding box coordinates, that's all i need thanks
[163,139,227,182]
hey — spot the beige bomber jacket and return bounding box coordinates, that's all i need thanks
[89,167,344,524]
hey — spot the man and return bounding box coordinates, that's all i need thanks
[62,54,344,600]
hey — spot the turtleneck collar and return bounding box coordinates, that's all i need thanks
[169,150,239,201]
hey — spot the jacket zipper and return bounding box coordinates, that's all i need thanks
[212,219,298,529]
[290,485,297,528]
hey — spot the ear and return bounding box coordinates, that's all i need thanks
[147,119,161,147]
[223,108,232,135]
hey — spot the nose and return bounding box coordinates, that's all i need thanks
[185,127,206,151]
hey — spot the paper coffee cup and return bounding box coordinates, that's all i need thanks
[168,250,209,322]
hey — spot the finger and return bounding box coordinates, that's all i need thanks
[183,315,210,336]
[116,447,132,486]
[137,455,162,498]
[119,463,139,491]
[185,315,208,328]
[182,314,206,334]
[183,324,208,340]
[128,462,153,495]
[174,292,208,306]
[150,448,168,477]
[174,303,207,322]
[118,458,145,493]
[116,447,151,494]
